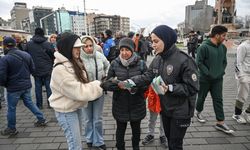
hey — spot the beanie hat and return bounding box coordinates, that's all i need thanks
[119,37,135,52]
[127,31,135,38]
[35,27,44,36]
[57,32,79,60]
[151,25,177,50]
[105,29,112,37]
[3,37,16,47]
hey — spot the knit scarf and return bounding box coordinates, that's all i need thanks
[119,53,137,67]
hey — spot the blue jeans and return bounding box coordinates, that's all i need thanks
[82,95,104,146]
[55,109,83,150]
[34,75,52,108]
[7,88,45,129]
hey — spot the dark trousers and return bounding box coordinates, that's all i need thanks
[161,114,189,150]
[34,75,52,108]
[196,79,225,121]
[116,120,141,150]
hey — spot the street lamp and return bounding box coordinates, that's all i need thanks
[40,12,54,35]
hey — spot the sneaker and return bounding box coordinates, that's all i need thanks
[96,144,106,150]
[142,135,154,145]
[87,143,92,148]
[242,111,250,123]
[215,123,234,134]
[159,136,167,148]
[34,119,48,127]
[232,114,247,124]
[196,112,206,123]
[1,128,18,136]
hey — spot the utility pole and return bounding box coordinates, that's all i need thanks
[83,0,88,35]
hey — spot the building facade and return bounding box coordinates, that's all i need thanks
[55,7,72,33]
[68,11,86,36]
[10,2,29,30]
[29,6,56,35]
[185,0,213,32]
[93,15,130,37]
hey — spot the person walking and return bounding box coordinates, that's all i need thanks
[195,25,234,134]
[128,25,199,150]
[0,37,47,136]
[80,36,110,150]
[26,27,54,109]
[49,33,103,150]
[232,39,250,124]
[101,37,147,150]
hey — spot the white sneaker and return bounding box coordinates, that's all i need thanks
[232,114,247,124]
[215,123,234,134]
[196,112,206,123]
[242,111,250,123]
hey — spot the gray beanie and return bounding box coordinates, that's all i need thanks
[119,37,135,52]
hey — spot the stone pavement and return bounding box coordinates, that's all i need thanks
[1,53,250,150]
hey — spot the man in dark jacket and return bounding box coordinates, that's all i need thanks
[187,31,198,59]
[127,25,199,150]
[26,27,54,109]
[0,37,47,136]
[195,25,234,134]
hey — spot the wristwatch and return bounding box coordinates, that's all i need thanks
[168,84,173,92]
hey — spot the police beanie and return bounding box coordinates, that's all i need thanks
[119,37,135,52]
[151,25,177,50]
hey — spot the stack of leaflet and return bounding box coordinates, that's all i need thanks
[151,76,167,95]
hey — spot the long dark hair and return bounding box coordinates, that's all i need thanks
[57,32,89,83]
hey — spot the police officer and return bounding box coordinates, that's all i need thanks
[124,25,199,150]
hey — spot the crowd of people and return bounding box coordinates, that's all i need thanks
[0,24,249,150]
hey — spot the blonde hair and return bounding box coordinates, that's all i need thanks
[49,34,57,42]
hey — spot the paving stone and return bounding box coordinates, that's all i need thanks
[53,137,66,142]
[0,144,19,150]
[14,138,35,144]
[206,137,230,144]
[29,131,49,137]
[185,138,208,145]
[16,144,39,150]
[33,137,55,143]
[37,143,60,149]
[226,137,249,143]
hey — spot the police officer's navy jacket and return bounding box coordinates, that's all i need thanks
[131,45,199,119]
[0,48,35,92]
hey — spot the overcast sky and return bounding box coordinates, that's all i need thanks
[0,0,249,29]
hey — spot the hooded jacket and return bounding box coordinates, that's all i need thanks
[26,35,54,76]
[196,39,227,81]
[80,36,110,81]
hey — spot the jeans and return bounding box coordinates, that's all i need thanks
[55,109,83,150]
[82,95,104,146]
[7,88,45,129]
[147,111,165,137]
[34,75,52,108]
[116,120,141,150]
